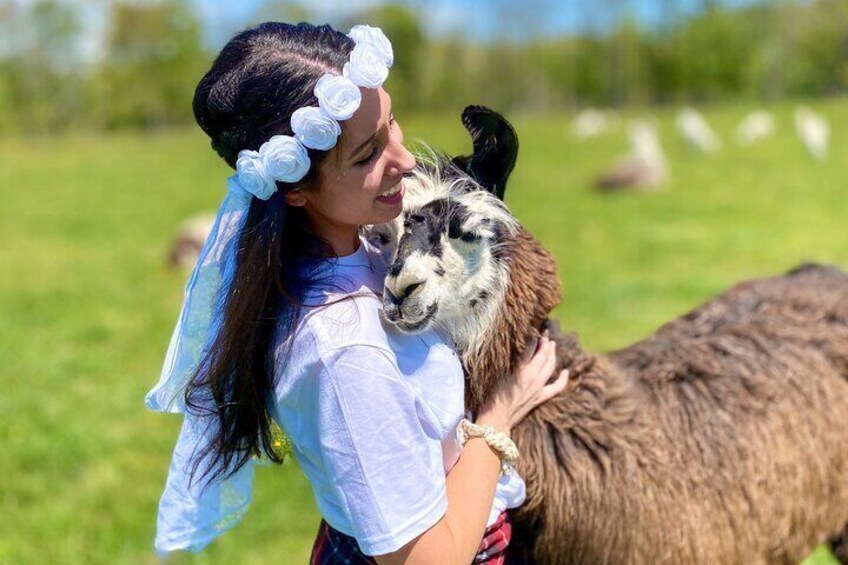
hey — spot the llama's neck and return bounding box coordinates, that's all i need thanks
[461,228,563,414]
[437,247,506,357]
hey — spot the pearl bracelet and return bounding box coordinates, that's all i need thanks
[457,418,519,476]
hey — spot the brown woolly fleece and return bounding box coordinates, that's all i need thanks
[462,222,848,564]
[464,226,562,415]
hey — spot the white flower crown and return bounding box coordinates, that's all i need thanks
[234,25,394,200]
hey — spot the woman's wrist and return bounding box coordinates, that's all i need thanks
[474,402,511,435]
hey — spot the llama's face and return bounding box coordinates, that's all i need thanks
[377,166,517,336]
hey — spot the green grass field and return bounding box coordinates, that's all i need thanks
[1,99,845,563]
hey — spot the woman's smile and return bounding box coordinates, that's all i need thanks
[376,179,405,204]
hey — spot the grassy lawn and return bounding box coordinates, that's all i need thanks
[1,99,845,563]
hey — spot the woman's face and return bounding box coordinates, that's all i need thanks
[286,86,416,255]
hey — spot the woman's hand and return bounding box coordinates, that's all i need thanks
[376,336,567,565]
[476,332,569,432]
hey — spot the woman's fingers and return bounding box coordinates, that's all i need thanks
[539,340,557,380]
[521,329,552,365]
[527,339,557,384]
[521,336,540,364]
[521,335,548,369]
[507,333,566,425]
[540,369,570,402]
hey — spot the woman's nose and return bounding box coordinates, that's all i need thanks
[397,143,416,173]
[387,141,416,177]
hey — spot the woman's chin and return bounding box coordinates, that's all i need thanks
[370,203,403,224]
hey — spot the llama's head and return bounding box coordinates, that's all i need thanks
[373,106,521,348]
[374,106,562,409]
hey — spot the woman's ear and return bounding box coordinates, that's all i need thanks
[284,188,307,207]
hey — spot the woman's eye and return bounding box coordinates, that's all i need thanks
[356,146,379,165]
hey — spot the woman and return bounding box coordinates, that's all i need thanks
[146,22,568,564]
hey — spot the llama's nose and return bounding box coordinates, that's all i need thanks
[384,280,425,315]
[383,302,400,322]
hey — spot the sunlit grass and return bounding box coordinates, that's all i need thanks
[1,98,845,563]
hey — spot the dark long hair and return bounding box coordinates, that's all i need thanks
[186,22,354,485]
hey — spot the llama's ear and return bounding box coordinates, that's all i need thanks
[450,105,519,201]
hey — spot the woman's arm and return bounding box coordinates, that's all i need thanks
[375,335,568,565]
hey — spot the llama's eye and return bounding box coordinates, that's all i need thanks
[448,226,481,242]
[448,222,463,239]
[404,214,425,230]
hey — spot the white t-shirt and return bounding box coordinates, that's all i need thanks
[271,237,526,556]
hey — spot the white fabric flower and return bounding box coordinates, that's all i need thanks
[343,43,390,89]
[314,75,362,121]
[235,149,277,200]
[348,24,394,67]
[291,106,342,151]
[260,135,311,184]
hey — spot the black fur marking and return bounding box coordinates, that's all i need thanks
[448,203,472,240]
[434,265,446,277]
[490,224,507,260]
[431,239,443,259]
[448,219,463,240]
[394,199,450,266]
[389,259,404,278]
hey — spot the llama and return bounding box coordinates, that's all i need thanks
[594,120,668,192]
[167,212,215,269]
[795,106,830,161]
[370,106,848,564]
[736,109,776,146]
[677,107,721,153]
[570,109,617,141]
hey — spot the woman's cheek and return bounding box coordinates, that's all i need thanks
[366,168,383,189]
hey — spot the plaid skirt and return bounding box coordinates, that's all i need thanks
[310,511,521,564]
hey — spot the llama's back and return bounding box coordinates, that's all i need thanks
[601,263,848,563]
[611,263,848,390]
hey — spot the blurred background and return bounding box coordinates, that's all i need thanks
[1,0,845,563]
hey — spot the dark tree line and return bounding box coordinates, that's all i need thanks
[0,0,846,135]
